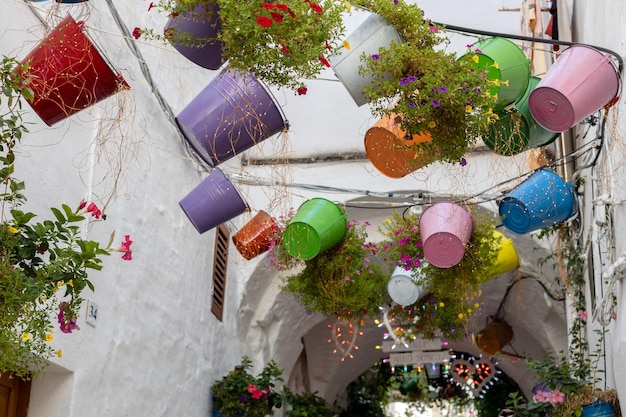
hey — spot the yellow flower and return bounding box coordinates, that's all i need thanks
[472,55,479,63]
[492,79,501,87]
[45,333,53,342]
[7,226,18,233]
[465,105,473,113]
[474,303,480,308]
[56,350,63,358]
[344,1,351,11]
[458,313,464,319]
[501,80,509,86]
[343,40,351,50]
[438,302,444,307]
[492,94,498,102]
[492,62,499,69]
[428,121,437,129]
[67,279,74,287]
[22,333,30,341]
[57,281,63,287]
[467,308,473,314]
[384,219,391,224]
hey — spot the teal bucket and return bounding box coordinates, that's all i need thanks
[282,198,347,260]
[468,37,531,111]
[486,76,559,156]
[499,168,576,234]
[581,401,616,417]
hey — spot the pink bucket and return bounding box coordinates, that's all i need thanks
[528,46,620,132]
[419,202,473,268]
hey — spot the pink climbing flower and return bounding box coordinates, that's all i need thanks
[117,235,133,261]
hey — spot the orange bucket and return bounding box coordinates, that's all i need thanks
[232,211,278,260]
[364,116,435,178]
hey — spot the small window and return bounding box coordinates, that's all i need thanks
[211,224,230,321]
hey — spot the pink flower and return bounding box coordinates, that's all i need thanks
[296,86,307,95]
[77,199,87,210]
[577,309,588,322]
[547,389,565,406]
[87,202,102,219]
[118,235,133,261]
[57,302,80,334]
[132,27,142,40]
[534,390,548,403]
[612,311,618,320]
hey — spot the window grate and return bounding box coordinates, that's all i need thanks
[211,224,230,321]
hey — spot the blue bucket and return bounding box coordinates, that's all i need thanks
[499,168,576,234]
[581,400,616,417]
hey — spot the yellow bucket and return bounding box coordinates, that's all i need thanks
[487,231,520,278]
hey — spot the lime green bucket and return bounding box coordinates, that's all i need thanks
[470,37,530,111]
[486,76,559,156]
[282,198,347,260]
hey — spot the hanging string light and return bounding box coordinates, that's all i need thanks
[327,318,363,361]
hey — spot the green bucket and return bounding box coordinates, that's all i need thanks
[282,198,347,260]
[486,76,559,156]
[470,37,530,111]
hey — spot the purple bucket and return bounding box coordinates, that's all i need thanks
[528,46,620,132]
[179,168,248,234]
[176,68,288,167]
[164,2,224,70]
[419,202,473,268]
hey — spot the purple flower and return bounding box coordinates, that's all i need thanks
[407,102,417,108]
[460,157,467,166]
[431,99,440,107]
[407,76,417,82]
[438,86,448,93]
[474,48,482,54]
[393,0,398,4]
[475,87,482,93]
[400,78,411,86]
[398,237,409,246]
[412,258,421,267]
[240,396,246,403]
[429,26,439,33]
[371,54,380,60]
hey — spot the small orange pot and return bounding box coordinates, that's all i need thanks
[232,211,278,260]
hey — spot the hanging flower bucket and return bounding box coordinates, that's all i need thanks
[485,76,559,156]
[387,265,428,306]
[476,317,513,356]
[176,67,288,167]
[528,45,620,133]
[581,400,617,417]
[16,15,130,126]
[179,168,248,234]
[282,198,347,260]
[163,2,225,70]
[498,168,576,234]
[329,13,404,106]
[364,115,434,178]
[232,211,277,260]
[419,202,473,268]
[486,231,520,279]
[466,37,531,111]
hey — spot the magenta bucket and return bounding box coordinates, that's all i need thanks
[176,68,288,167]
[419,202,473,268]
[179,168,248,234]
[164,2,224,70]
[528,46,620,132]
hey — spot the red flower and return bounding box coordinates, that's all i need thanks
[77,199,87,210]
[281,42,289,55]
[87,202,102,219]
[286,7,296,18]
[275,4,289,11]
[118,235,133,261]
[163,27,175,40]
[297,86,308,95]
[261,3,276,9]
[271,12,283,22]
[147,2,154,11]
[324,41,332,51]
[170,12,179,17]
[309,3,323,13]
[132,27,142,40]
[256,16,273,27]
[318,55,331,68]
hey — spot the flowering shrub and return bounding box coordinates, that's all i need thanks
[281,219,392,321]
[357,0,496,165]
[137,0,347,91]
[211,356,283,417]
[378,208,498,340]
[0,56,133,379]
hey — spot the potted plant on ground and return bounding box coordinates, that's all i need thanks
[281,388,335,417]
[211,356,283,417]
[500,224,619,416]
[378,208,499,341]
[355,0,497,165]
[137,0,347,92]
[0,56,133,379]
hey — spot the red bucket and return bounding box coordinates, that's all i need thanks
[17,15,130,126]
